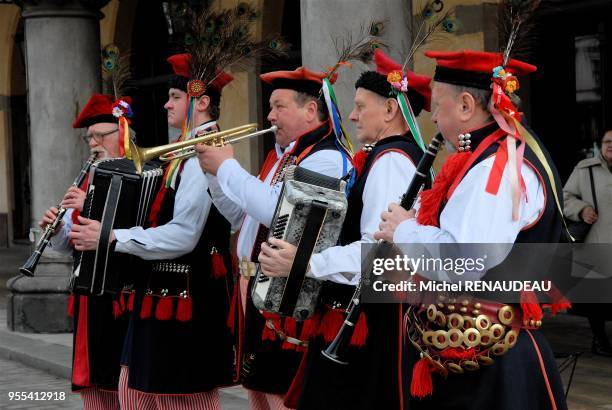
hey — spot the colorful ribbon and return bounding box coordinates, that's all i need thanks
[397,92,435,181]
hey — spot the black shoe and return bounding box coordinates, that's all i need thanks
[592,337,612,357]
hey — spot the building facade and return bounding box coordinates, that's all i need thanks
[0,0,610,248]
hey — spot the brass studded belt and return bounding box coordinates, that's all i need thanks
[151,262,192,275]
[406,295,541,376]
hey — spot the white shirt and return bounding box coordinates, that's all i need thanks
[308,151,417,285]
[394,155,545,245]
[112,122,217,260]
[209,139,348,260]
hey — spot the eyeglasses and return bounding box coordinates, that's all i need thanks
[82,127,119,144]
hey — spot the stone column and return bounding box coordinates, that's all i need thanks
[7,0,108,333]
[300,0,412,141]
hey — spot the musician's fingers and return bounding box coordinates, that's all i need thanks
[62,199,77,208]
[374,229,392,242]
[257,251,272,265]
[388,202,402,212]
[380,210,390,222]
[77,216,91,225]
[268,237,288,249]
[259,242,273,257]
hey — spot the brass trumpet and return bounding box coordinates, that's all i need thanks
[128,124,277,174]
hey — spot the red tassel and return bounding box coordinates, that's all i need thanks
[227,283,239,331]
[520,290,543,324]
[320,309,346,343]
[113,300,122,319]
[140,294,153,319]
[176,296,193,322]
[352,150,368,178]
[299,312,321,342]
[67,294,75,317]
[545,285,572,315]
[127,292,135,312]
[349,312,368,347]
[417,152,471,227]
[119,292,127,312]
[549,299,572,316]
[210,247,227,279]
[439,347,475,361]
[282,318,298,350]
[262,314,280,342]
[155,296,174,321]
[411,357,434,398]
[148,186,168,228]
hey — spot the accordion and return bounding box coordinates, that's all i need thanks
[72,158,163,296]
[251,166,347,321]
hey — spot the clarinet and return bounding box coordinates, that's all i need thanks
[321,133,444,365]
[20,153,97,277]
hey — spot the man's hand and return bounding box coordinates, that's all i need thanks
[195,143,234,176]
[580,206,598,224]
[38,207,63,235]
[258,238,297,278]
[70,216,115,251]
[374,203,416,242]
[61,186,86,212]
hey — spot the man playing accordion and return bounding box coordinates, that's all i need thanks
[39,93,132,409]
[197,67,351,409]
[258,50,432,410]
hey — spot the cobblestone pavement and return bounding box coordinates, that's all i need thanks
[0,356,82,409]
[0,357,249,409]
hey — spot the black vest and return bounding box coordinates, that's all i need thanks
[123,160,235,394]
[298,134,425,410]
[339,134,426,245]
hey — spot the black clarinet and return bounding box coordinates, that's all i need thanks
[322,133,444,365]
[20,154,97,277]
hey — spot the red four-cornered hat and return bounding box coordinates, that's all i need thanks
[374,49,432,111]
[166,53,234,92]
[425,50,537,90]
[260,67,337,97]
[72,94,132,129]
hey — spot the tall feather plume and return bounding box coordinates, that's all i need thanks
[326,19,388,77]
[403,0,458,72]
[183,2,288,86]
[101,44,132,99]
[498,0,541,66]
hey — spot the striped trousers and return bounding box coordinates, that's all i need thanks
[118,367,220,410]
[240,278,292,410]
[247,390,292,410]
[80,387,120,410]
